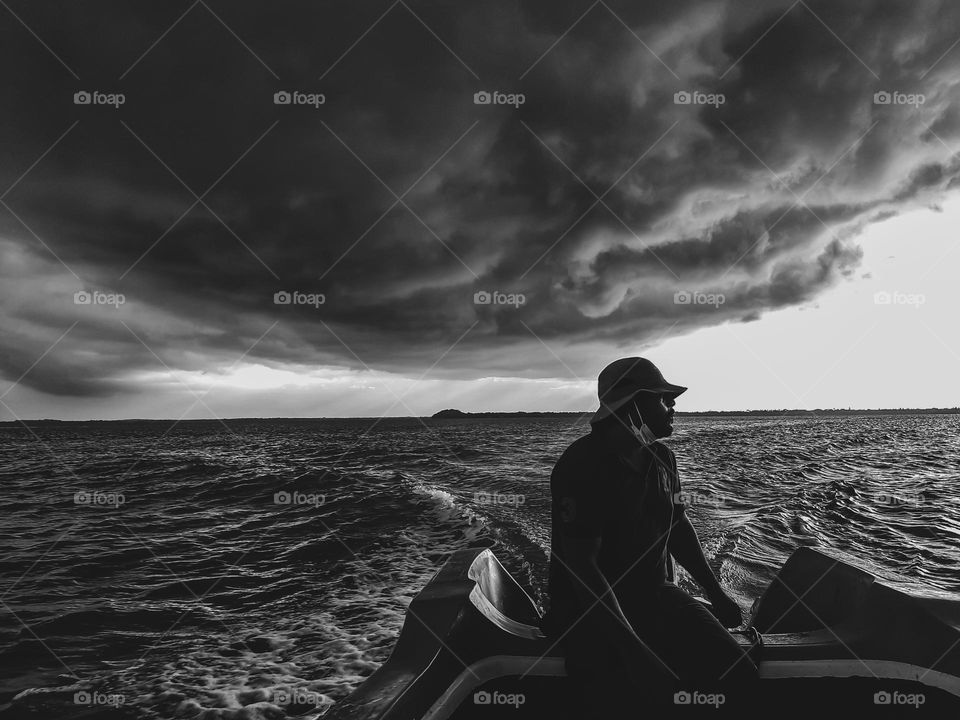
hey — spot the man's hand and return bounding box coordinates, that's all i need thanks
[708,589,744,628]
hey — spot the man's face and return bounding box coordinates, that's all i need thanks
[627,392,676,438]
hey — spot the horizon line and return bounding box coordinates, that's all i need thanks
[3,406,960,423]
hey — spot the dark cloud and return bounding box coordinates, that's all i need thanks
[1,0,959,399]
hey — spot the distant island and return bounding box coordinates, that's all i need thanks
[431,409,584,419]
[431,408,960,418]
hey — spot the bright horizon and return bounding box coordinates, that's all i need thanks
[0,198,960,420]
[5,196,959,421]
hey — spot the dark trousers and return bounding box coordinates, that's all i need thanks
[562,583,758,717]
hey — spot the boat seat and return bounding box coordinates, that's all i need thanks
[467,550,547,641]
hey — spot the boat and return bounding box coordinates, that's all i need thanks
[324,545,960,718]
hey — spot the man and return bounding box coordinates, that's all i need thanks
[542,357,757,714]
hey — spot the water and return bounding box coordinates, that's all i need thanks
[2,415,959,718]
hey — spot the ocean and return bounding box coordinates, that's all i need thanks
[2,415,959,718]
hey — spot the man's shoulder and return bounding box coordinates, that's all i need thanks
[555,431,605,468]
[551,431,617,490]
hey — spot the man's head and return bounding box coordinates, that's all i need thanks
[622,391,677,438]
[589,357,686,437]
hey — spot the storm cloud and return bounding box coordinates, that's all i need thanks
[1,0,959,401]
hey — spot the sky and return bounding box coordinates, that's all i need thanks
[1,0,959,420]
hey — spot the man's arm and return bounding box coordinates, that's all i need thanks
[668,514,722,595]
[668,514,743,627]
[563,535,676,680]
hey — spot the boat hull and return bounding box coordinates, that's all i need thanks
[325,546,960,718]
